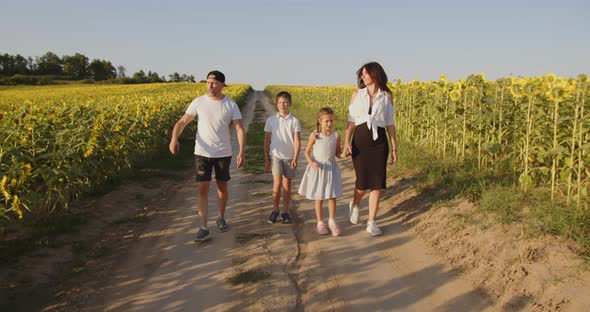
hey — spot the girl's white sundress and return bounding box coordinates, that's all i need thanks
[298,131,343,200]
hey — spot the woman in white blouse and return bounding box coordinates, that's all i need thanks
[343,62,398,236]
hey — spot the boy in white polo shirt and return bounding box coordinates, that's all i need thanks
[264,91,302,224]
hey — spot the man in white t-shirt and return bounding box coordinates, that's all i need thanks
[169,70,245,242]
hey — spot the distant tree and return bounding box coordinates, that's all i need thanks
[27,56,36,73]
[169,72,181,82]
[89,59,116,81]
[14,54,31,75]
[36,51,63,75]
[62,53,89,79]
[188,75,195,82]
[0,53,15,75]
[117,65,126,78]
[147,70,163,83]
[132,70,148,83]
[0,53,35,76]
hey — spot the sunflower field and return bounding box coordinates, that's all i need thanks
[0,83,252,223]
[267,73,589,209]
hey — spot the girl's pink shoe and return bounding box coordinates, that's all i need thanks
[329,221,341,236]
[316,222,329,235]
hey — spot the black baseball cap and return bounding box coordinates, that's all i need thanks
[207,70,226,84]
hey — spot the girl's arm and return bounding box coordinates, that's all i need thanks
[336,132,344,159]
[304,132,319,169]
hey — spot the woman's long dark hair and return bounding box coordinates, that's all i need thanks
[356,62,392,96]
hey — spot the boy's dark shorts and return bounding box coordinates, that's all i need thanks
[194,155,232,182]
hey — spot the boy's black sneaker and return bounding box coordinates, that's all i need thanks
[267,211,279,224]
[216,217,230,232]
[194,227,210,241]
[281,212,293,224]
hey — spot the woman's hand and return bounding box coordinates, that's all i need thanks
[343,144,352,157]
[391,149,397,164]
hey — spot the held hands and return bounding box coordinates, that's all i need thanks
[342,144,352,158]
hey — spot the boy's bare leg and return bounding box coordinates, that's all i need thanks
[281,176,291,213]
[272,175,282,212]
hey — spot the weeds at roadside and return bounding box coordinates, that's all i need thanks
[112,214,148,225]
[244,101,267,175]
[227,269,271,285]
[232,257,248,265]
[236,232,275,244]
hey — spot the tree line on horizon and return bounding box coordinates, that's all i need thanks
[0,51,196,85]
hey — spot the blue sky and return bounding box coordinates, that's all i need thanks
[1,0,588,89]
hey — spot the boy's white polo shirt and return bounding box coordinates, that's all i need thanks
[264,113,301,159]
[185,94,242,158]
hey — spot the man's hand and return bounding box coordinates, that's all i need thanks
[169,140,180,155]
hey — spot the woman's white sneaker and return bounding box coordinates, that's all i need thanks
[349,201,359,225]
[366,221,382,236]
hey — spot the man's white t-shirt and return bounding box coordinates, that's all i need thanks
[264,113,302,159]
[185,94,242,158]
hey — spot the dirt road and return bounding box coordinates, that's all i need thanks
[55,91,501,312]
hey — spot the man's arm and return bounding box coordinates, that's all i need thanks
[169,114,195,155]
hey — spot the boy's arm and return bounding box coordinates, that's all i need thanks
[291,131,301,169]
[264,132,272,173]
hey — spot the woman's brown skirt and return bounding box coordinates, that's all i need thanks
[351,123,388,190]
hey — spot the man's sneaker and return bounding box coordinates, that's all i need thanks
[366,221,383,236]
[349,201,359,225]
[194,227,210,241]
[267,211,279,224]
[216,217,230,232]
[316,222,329,235]
[281,212,293,224]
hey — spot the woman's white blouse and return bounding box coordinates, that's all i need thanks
[347,87,395,140]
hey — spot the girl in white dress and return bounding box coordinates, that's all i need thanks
[298,107,344,236]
